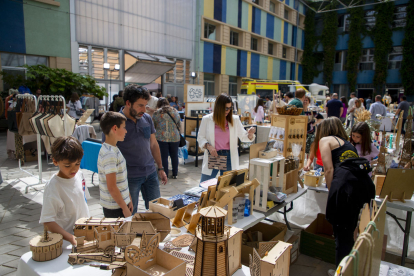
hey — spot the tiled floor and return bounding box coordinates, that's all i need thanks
[0,127,411,276]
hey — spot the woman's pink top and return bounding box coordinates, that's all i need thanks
[253,106,264,123]
[355,143,379,161]
[215,121,230,150]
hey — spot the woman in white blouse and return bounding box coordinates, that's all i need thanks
[67,92,85,120]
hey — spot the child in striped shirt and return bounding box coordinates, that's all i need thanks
[98,112,132,218]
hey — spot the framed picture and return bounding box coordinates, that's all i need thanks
[184,84,204,103]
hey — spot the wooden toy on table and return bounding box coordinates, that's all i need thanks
[249,241,292,276]
[30,226,63,262]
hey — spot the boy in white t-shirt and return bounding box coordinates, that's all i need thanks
[39,136,89,245]
[98,112,132,218]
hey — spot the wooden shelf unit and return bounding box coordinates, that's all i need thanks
[184,116,204,167]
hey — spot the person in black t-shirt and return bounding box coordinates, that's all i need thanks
[325,93,344,118]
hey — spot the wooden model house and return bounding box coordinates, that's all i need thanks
[249,241,292,276]
[193,206,243,276]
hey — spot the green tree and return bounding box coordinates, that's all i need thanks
[321,4,338,86]
[0,65,107,99]
[401,0,414,95]
[346,6,365,93]
[302,9,319,84]
[372,2,394,94]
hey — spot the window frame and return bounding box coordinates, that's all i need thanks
[230,30,239,46]
[203,73,215,96]
[388,46,403,70]
[393,5,407,28]
[251,37,258,51]
[269,1,276,13]
[204,22,217,41]
[359,48,375,71]
[268,42,274,55]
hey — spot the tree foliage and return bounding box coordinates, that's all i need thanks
[372,2,394,94]
[401,0,414,95]
[302,9,319,84]
[321,4,338,86]
[346,6,365,93]
[0,65,107,100]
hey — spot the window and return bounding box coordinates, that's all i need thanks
[107,50,119,80]
[252,0,259,4]
[282,47,287,59]
[393,5,407,28]
[338,14,350,31]
[388,47,403,69]
[268,43,274,55]
[175,60,184,83]
[334,51,347,71]
[251,37,258,51]
[364,10,376,30]
[219,246,224,253]
[269,1,276,13]
[78,46,88,75]
[204,73,215,96]
[91,47,104,79]
[1,53,25,67]
[230,31,239,46]
[204,23,216,40]
[284,9,289,20]
[165,68,174,83]
[229,76,238,96]
[359,49,375,70]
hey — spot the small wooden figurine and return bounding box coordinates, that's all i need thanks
[30,225,63,262]
[193,206,243,276]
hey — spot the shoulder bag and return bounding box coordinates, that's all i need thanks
[165,111,186,147]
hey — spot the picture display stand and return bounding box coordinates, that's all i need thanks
[379,169,414,203]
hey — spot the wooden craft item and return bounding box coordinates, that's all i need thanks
[208,155,228,170]
[393,110,403,152]
[170,251,195,276]
[215,173,233,200]
[183,202,197,224]
[249,241,292,276]
[171,205,188,228]
[77,109,95,125]
[198,191,208,211]
[215,186,239,208]
[207,185,217,206]
[30,226,63,262]
[131,212,171,241]
[162,241,182,253]
[374,175,386,196]
[379,169,414,202]
[125,232,160,267]
[171,234,195,247]
[340,196,387,276]
[399,109,413,168]
[185,213,201,235]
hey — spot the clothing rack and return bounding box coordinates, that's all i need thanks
[16,94,45,192]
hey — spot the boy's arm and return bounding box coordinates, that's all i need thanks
[44,221,76,245]
[106,173,131,217]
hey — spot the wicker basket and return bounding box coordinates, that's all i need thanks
[276,107,303,116]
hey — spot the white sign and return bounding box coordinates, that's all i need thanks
[186,85,204,103]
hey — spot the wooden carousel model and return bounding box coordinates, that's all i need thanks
[29,225,63,262]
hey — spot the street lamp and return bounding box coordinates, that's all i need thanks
[103,63,120,104]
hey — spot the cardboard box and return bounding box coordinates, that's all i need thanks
[287,234,300,264]
[149,198,178,219]
[241,221,287,266]
[300,213,335,264]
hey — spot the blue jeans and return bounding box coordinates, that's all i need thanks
[200,150,232,184]
[128,170,161,214]
[315,163,324,172]
[158,140,180,177]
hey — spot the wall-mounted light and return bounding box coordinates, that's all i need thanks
[103,63,110,69]
[114,64,120,71]
[191,72,197,78]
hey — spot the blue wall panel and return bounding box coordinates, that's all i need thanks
[335,34,349,51]
[237,49,247,77]
[286,0,290,6]
[238,0,242,28]
[357,70,375,84]
[203,42,214,73]
[291,63,296,80]
[266,14,275,39]
[302,30,305,50]
[250,53,260,79]
[280,60,287,79]
[386,69,402,83]
[252,7,261,34]
[0,0,26,53]
[292,26,297,47]
[298,64,303,82]
[332,71,348,84]
[213,44,222,74]
[283,22,289,44]
[214,0,227,22]
[392,29,405,46]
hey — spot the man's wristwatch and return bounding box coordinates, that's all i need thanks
[158,168,164,171]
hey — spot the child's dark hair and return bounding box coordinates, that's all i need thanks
[350,122,372,155]
[51,136,84,162]
[100,111,127,135]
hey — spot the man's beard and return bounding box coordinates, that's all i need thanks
[129,108,144,120]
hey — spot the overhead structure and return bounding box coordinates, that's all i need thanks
[125,51,175,84]
[299,0,397,13]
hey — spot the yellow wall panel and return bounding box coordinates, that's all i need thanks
[295,64,299,81]
[204,0,214,18]
[281,20,284,42]
[248,5,252,32]
[247,52,251,78]
[221,46,227,74]
[267,57,273,80]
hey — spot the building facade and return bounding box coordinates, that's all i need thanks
[0,0,71,92]
[312,0,408,102]
[194,0,306,96]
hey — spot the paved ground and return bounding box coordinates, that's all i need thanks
[0,127,410,276]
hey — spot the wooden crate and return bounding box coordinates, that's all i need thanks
[270,114,308,169]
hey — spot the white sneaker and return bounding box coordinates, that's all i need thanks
[327,269,335,276]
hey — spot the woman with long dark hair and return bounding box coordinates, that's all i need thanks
[253,98,265,124]
[350,122,379,165]
[67,92,85,120]
[314,117,375,273]
[152,98,181,179]
[198,94,256,183]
